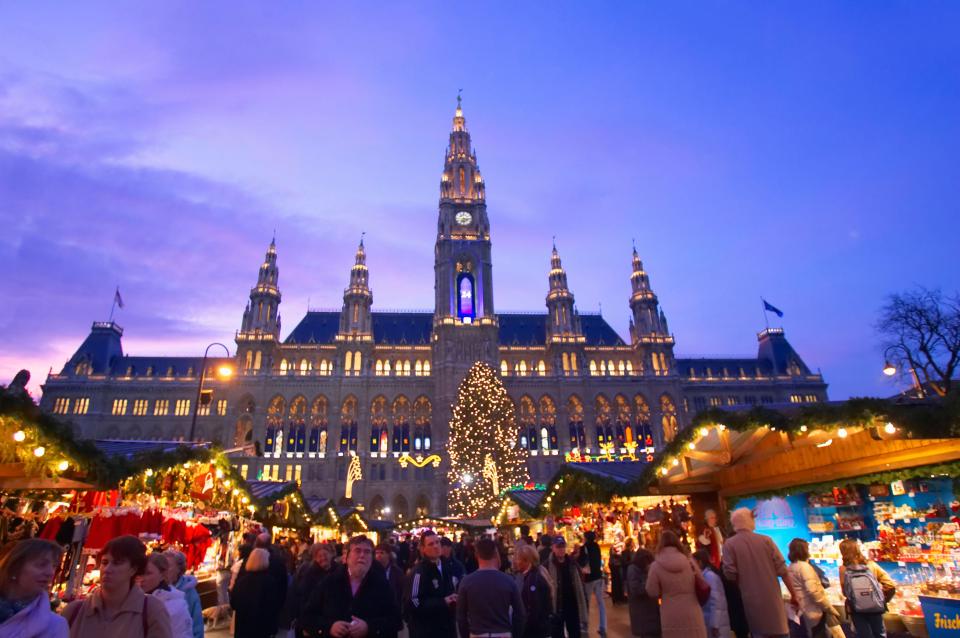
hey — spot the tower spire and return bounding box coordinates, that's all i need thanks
[236,237,282,372]
[546,241,583,343]
[339,236,373,340]
[628,244,674,375]
[441,96,484,202]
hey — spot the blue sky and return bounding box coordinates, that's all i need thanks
[1,2,957,398]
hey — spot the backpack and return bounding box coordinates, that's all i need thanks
[842,565,885,614]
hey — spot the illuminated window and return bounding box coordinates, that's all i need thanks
[254,351,262,370]
[132,399,148,416]
[570,352,578,372]
[415,360,422,376]
[198,401,211,416]
[154,400,169,416]
[244,351,252,370]
[599,361,607,375]
[423,361,431,376]
[300,359,310,375]
[562,353,570,374]
[457,273,475,321]
[280,358,289,374]
[216,399,227,416]
[618,361,626,375]
[175,399,191,416]
[319,359,329,375]
[376,360,383,376]
[652,354,661,374]
[73,397,89,415]
[626,361,634,375]
[709,396,722,407]
[538,360,546,376]
[53,397,70,414]
[589,360,597,376]
[294,464,302,483]
[500,360,509,376]
[384,360,392,375]
[517,360,527,376]
[240,464,248,479]
[403,360,411,376]
[344,352,353,375]
[285,465,293,481]
[353,351,362,373]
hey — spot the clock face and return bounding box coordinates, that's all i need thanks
[455,211,473,226]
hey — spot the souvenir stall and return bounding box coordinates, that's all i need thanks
[306,497,341,542]
[246,479,314,544]
[650,397,960,638]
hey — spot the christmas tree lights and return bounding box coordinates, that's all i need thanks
[447,362,530,517]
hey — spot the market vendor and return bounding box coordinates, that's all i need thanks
[696,509,724,569]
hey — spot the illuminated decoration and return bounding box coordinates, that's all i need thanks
[447,362,529,517]
[504,482,546,492]
[457,273,475,321]
[482,453,499,496]
[345,454,362,500]
[397,453,442,468]
[565,450,637,463]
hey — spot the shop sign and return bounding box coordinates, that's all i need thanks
[754,497,796,529]
[920,596,960,637]
[190,464,216,502]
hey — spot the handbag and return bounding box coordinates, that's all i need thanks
[692,561,711,605]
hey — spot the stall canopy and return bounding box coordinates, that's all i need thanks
[246,480,314,529]
[647,397,960,499]
[396,516,495,533]
[534,460,651,516]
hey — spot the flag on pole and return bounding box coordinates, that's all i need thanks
[114,287,124,309]
[762,299,783,317]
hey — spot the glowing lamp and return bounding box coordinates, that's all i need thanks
[699,427,709,437]
[145,468,154,477]
[884,422,896,434]
[241,496,249,504]
[215,468,224,478]
[33,446,45,457]
[837,428,848,438]
[217,365,234,379]
[57,460,69,471]
[882,361,897,377]
[13,430,25,442]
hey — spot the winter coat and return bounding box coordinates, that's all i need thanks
[172,575,203,638]
[516,567,553,638]
[63,585,173,638]
[645,547,707,638]
[626,563,661,638]
[0,592,68,638]
[700,568,731,637]
[545,555,587,632]
[722,530,790,637]
[299,564,401,638]
[403,558,459,638]
[230,570,282,638]
[788,561,834,631]
[150,586,193,638]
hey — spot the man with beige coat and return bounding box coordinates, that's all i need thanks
[722,508,799,638]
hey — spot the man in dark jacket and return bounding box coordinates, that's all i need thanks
[288,543,335,634]
[403,530,459,638]
[252,531,290,634]
[376,543,405,608]
[547,537,587,638]
[439,537,466,582]
[299,535,402,638]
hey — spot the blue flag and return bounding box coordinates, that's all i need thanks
[763,299,784,317]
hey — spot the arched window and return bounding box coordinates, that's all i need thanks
[539,395,557,451]
[589,360,598,376]
[344,352,353,375]
[423,360,431,376]
[414,396,432,451]
[319,360,329,375]
[403,360,411,376]
[618,361,626,376]
[376,360,383,376]
[340,396,358,453]
[567,395,585,450]
[244,351,253,370]
[280,359,289,375]
[384,360,391,375]
[300,359,310,375]
[254,351,262,370]
[570,352,578,373]
[519,396,537,451]
[457,273,475,321]
[501,360,509,376]
[562,352,570,374]
[608,360,616,376]
[393,396,411,453]
[266,396,285,456]
[288,396,307,454]
[595,395,612,448]
[615,394,631,447]
[309,395,328,455]
[660,394,678,442]
[370,396,388,454]
[517,360,528,377]
[626,360,633,375]
[415,361,422,376]
[537,360,546,376]
[353,351,362,373]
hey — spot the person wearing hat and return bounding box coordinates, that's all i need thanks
[545,537,587,638]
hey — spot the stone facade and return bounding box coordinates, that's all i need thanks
[39,100,828,520]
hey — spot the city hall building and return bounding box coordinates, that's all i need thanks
[40,101,828,519]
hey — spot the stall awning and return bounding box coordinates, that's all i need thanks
[397,516,494,532]
[505,489,547,515]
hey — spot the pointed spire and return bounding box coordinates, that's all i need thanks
[340,235,373,339]
[441,94,484,202]
[546,240,582,343]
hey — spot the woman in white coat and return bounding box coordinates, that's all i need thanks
[787,538,840,638]
[140,553,194,638]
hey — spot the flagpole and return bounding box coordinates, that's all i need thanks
[109,287,118,323]
[760,297,769,331]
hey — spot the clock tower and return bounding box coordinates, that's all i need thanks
[432,97,499,432]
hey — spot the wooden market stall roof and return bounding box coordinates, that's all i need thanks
[650,397,960,498]
[396,516,495,533]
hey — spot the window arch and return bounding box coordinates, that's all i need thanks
[589,360,598,376]
[299,358,310,375]
[660,394,679,443]
[340,396,358,453]
[370,395,389,454]
[423,360,431,376]
[595,395,613,449]
[353,351,362,373]
[244,351,253,370]
[567,395,586,450]
[539,395,558,451]
[634,393,654,459]
[265,395,285,456]
[518,396,537,451]
[501,360,509,376]
[403,360,411,376]
[615,394,631,447]
[415,360,422,376]
[376,360,384,376]
[537,360,546,376]
[413,396,432,451]
[310,395,329,455]
[288,396,307,454]
[392,396,411,453]
[280,358,289,375]
[344,352,353,375]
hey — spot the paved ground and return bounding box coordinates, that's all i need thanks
[208,594,630,637]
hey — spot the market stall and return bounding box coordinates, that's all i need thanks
[647,397,960,638]
[395,515,495,537]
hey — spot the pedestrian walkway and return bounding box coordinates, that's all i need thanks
[207,593,630,637]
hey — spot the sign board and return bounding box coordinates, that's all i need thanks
[920,595,960,637]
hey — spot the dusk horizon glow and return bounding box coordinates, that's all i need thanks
[2,3,958,400]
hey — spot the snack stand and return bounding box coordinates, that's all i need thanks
[649,397,960,638]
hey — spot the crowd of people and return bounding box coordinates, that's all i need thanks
[0,506,900,638]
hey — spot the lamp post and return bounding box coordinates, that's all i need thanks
[188,342,234,441]
[882,345,926,398]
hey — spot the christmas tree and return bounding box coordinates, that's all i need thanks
[447,362,530,517]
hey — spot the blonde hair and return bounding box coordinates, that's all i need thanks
[514,543,540,567]
[730,507,755,532]
[839,538,866,566]
[245,548,271,572]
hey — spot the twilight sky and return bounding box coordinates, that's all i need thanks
[1,2,958,399]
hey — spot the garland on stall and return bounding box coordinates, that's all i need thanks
[726,460,960,506]
[641,395,960,488]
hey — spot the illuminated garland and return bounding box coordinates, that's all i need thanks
[446,362,530,518]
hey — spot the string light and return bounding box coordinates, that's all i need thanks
[145,468,154,477]
[884,422,896,434]
[33,446,45,457]
[446,362,530,517]
[13,430,25,442]
[57,460,69,471]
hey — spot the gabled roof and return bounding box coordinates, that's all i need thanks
[246,480,297,502]
[62,322,124,375]
[93,439,210,459]
[505,489,546,514]
[285,311,626,347]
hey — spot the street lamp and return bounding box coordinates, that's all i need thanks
[188,342,234,441]
[882,345,926,398]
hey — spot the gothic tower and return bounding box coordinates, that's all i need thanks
[432,97,500,437]
[628,245,675,375]
[236,237,282,373]
[338,237,373,340]
[545,241,585,376]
